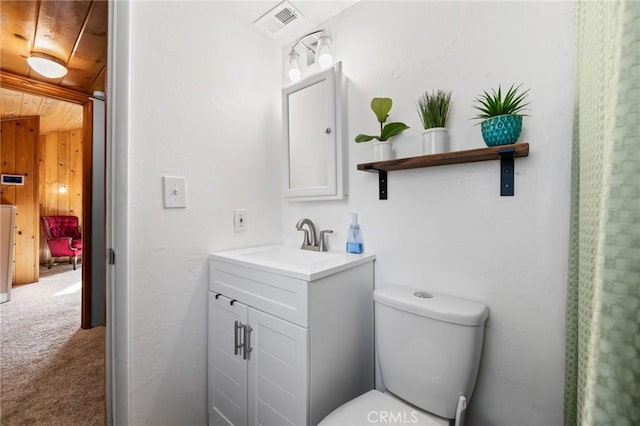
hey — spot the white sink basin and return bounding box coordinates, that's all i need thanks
[244,246,342,266]
[210,244,375,281]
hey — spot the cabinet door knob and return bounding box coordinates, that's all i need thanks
[230,299,236,306]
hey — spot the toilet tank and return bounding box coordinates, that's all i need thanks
[374,285,488,420]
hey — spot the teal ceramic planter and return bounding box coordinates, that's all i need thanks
[481,114,522,146]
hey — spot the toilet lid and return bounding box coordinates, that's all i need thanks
[319,390,450,426]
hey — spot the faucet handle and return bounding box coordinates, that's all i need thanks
[319,229,334,252]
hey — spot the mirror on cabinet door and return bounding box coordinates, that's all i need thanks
[283,62,347,200]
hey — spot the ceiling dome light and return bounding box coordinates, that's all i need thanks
[27,52,68,79]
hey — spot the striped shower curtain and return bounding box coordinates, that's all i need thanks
[564,1,639,425]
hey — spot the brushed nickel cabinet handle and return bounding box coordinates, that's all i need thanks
[234,320,245,356]
[243,325,253,360]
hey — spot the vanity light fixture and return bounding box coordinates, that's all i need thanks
[286,29,333,82]
[26,52,68,79]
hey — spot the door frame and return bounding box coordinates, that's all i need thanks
[106,0,131,423]
[0,72,95,329]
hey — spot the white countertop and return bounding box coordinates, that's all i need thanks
[209,244,376,281]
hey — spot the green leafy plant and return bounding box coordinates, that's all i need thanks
[472,84,530,120]
[355,98,409,142]
[416,90,451,129]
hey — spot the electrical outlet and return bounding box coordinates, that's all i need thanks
[234,209,247,232]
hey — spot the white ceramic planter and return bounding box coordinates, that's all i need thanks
[373,141,393,161]
[422,128,449,155]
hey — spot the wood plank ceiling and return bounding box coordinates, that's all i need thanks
[0,0,108,95]
[1,87,83,133]
[0,1,107,134]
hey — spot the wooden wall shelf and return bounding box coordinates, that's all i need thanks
[357,142,530,199]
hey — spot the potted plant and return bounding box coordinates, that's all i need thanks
[355,97,409,161]
[472,84,529,146]
[416,90,451,154]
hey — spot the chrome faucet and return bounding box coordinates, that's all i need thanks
[295,218,333,251]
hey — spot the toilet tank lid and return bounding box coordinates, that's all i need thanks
[374,285,489,326]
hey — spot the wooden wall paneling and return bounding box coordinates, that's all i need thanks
[39,129,83,218]
[12,117,38,284]
[57,131,70,214]
[13,121,28,279]
[1,120,18,205]
[43,133,58,216]
[68,129,83,222]
[37,134,47,262]
[37,135,45,217]
[38,129,83,265]
[1,120,18,281]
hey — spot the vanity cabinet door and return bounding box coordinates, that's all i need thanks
[209,293,249,426]
[247,308,309,426]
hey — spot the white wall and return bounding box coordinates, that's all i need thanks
[128,2,282,424]
[282,2,574,425]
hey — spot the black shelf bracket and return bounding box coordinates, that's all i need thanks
[499,147,515,196]
[359,143,529,199]
[378,171,388,200]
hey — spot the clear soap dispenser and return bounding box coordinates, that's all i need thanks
[346,212,364,254]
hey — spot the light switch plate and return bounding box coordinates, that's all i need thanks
[234,209,247,232]
[163,176,187,208]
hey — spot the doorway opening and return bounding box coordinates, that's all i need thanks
[0,75,102,329]
[0,84,105,423]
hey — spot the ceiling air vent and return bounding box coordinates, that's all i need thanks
[254,1,304,35]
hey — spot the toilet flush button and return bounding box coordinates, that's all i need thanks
[414,291,433,298]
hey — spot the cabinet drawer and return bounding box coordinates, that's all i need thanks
[210,260,309,327]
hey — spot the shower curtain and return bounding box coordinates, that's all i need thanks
[564,1,639,425]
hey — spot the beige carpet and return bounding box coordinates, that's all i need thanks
[0,265,105,425]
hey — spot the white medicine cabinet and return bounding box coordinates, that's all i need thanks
[283,62,347,200]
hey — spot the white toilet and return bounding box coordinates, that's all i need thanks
[320,285,489,426]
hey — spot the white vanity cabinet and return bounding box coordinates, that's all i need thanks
[209,293,308,426]
[208,246,375,426]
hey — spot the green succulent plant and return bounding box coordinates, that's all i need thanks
[355,98,409,142]
[472,84,530,120]
[416,90,452,129]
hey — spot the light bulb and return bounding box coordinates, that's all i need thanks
[315,35,333,69]
[288,68,301,82]
[27,53,68,78]
[287,50,301,82]
[318,53,332,69]
[58,183,67,194]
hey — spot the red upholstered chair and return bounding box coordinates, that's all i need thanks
[40,216,83,270]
